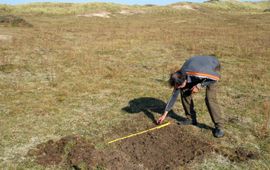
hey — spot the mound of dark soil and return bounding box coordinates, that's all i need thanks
[0,15,32,27]
[28,124,215,169]
[27,135,140,169]
[114,124,213,169]
[28,136,95,167]
[29,122,260,169]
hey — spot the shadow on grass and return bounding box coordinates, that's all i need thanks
[122,97,213,130]
[122,97,183,123]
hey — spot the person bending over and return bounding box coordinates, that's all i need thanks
[157,55,224,138]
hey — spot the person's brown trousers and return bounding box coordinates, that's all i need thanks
[180,82,223,128]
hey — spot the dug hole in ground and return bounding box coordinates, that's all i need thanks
[28,117,259,169]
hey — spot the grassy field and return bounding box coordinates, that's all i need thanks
[0,1,270,169]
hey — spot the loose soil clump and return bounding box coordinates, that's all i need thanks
[214,146,260,163]
[232,147,260,162]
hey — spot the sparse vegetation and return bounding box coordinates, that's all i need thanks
[0,1,269,169]
[0,15,32,27]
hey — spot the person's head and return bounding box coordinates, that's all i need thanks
[169,71,187,89]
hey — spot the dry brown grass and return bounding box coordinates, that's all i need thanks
[263,101,270,132]
[0,1,270,169]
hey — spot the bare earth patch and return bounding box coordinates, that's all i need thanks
[114,124,213,169]
[171,4,198,10]
[118,10,146,15]
[28,121,261,169]
[27,135,140,169]
[28,124,213,169]
[0,35,12,42]
[77,12,111,18]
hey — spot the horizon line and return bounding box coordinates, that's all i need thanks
[0,0,267,6]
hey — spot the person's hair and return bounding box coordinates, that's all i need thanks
[208,54,221,71]
[168,71,186,88]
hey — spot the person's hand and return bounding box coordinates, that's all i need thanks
[191,86,199,93]
[191,84,201,93]
[157,115,166,125]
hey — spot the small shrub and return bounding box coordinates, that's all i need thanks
[0,15,33,27]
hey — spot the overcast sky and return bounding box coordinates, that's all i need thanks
[0,0,264,5]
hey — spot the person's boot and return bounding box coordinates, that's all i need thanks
[213,127,224,138]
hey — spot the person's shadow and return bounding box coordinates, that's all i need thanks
[122,97,213,130]
[121,97,186,124]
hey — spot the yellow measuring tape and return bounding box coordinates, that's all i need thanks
[108,122,171,144]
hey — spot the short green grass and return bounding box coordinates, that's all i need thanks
[0,1,270,169]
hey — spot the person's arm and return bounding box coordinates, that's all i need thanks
[200,79,216,88]
[165,88,180,112]
[157,89,180,124]
[191,79,216,93]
